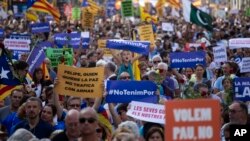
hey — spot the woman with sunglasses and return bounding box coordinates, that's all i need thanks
[118,72,131,81]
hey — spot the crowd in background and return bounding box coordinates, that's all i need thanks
[0,3,250,141]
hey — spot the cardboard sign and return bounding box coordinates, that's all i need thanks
[162,22,174,32]
[46,48,73,67]
[98,40,107,48]
[165,99,220,141]
[126,101,165,124]
[81,8,95,29]
[234,77,250,102]
[55,64,104,98]
[229,38,250,49]
[213,46,227,63]
[3,38,31,51]
[169,51,206,68]
[121,0,133,17]
[240,57,250,73]
[138,24,155,49]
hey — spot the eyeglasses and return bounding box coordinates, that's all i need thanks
[79,117,96,124]
[96,128,103,133]
[153,60,161,64]
[229,109,243,114]
[69,104,80,108]
[120,76,131,80]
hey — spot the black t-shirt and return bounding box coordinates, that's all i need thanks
[51,131,69,141]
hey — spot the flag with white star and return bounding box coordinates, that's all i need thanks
[0,51,22,100]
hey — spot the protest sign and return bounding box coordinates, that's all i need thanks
[9,34,31,40]
[4,38,31,51]
[30,22,50,33]
[106,39,150,54]
[98,40,107,48]
[229,38,250,49]
[240,57,250,73]
[121,0,133,17]
[72,7,81,20]
[81,32,90,48]
[215,10,226,19]
[162,22,174,32]
[234,77,250,102]
[213,46,227,63]
[165,99,220,141]
[106,81,158,103]
[46,48,73,67]
[106,0,116,17]
[26,43,46,75]
[55,64,104,98]
[36,41,52,49]
[126,101,165,124]
[0,29,4,38]
[184,43,206,51]
[169,51,206,68]
[54,32,81,48]
[138,24,155,49]
[81,8,95,29]
[12,50,29,60]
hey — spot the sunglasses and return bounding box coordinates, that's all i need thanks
[96,128,103,133]
[229,109,243,114]
[69,104,80,108]
[120,76,131,80]
[153,60,161,64]
[79,117,96,124]
[158,69,164,73]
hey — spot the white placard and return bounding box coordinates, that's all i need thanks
[229,38,250,49]
[126,101,165,124]
[213,46,227,63]
[162,22,174,32]
[4,38,31,51]
[240,57,250,73]
[81,32,90,38]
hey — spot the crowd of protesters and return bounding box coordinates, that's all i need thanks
[0,3,250,141]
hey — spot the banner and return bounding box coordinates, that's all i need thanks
[106,81,158,103]
[169,51,206,68]
[106,39,150,54]
[234,77,250,102]
[184,43,206,51]
[165,99,220,141]
[55,64,104,98]
[46,48,73,67]
[229,38,250,49]
[54,32,81,48]
[36,41,53,49]
[81,8,95,29]
[213,46,227,63]
[0,28,4,38]
[3,38,31,51]
[121,0,133,17]
[72,7,81,20]
[26,43,46,75]
[81,32,90,48]
[138,24,155,49]
[30,22,50,33]
[240,57,250,73]
[106,0,116,17]
[9,34,31,40]
[126,101,165,124]
[162,22,174,32]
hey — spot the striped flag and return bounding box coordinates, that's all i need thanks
[167,0,181,8]
[27,0,60,23]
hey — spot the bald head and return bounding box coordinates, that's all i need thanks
[66,109,80,122]
[65,109,80,139]
[80,107,98,120]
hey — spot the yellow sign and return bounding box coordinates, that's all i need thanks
[138,24,155,49]
[55,64,104,98]
[98,40,106,48]
[81,8,95,29]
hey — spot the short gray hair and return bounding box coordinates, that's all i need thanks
[118,121,140,138]
[8,129,36,141]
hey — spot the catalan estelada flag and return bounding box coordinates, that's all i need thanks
[167,0,181,8]
[27,0,60,23]
[0,45,22,100]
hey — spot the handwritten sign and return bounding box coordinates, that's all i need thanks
[162,22,174,32]
[126,101,165,124]
[234,77,250,101]
[138,24,155,49]
[81,8,95,29]
[46,48,73,67]
[165,99,220,141]
[72,7,81,20]
[240,57,250,73]
[213,46,227,63]
[121,0,133,17]
[3,38,31,51]
[55,64,104,98]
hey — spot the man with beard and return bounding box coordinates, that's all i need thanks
[10,97,54,139]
